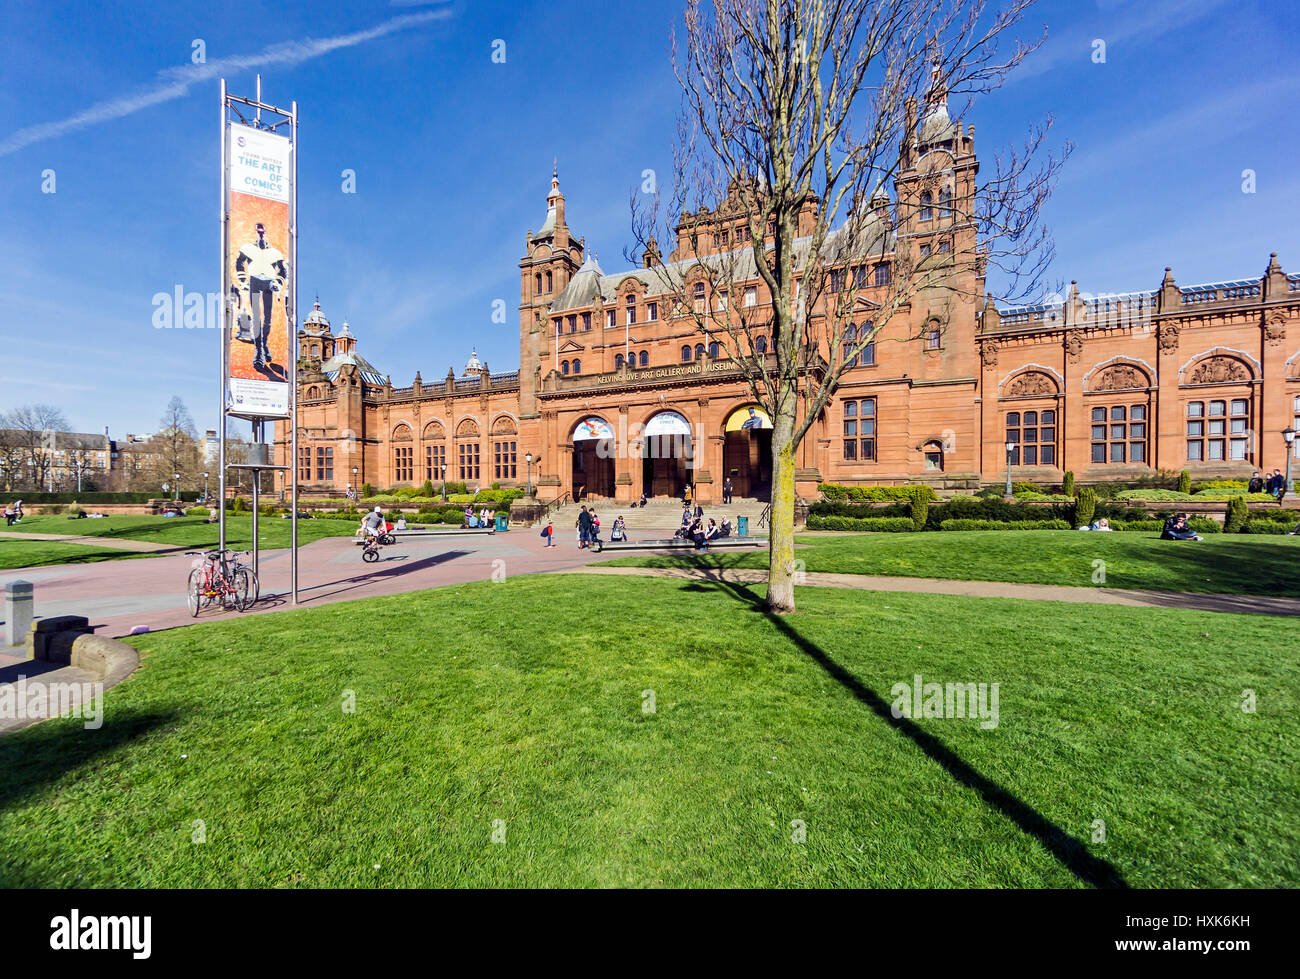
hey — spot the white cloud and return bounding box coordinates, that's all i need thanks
[0,7,451,157]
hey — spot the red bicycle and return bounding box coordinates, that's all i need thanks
[185,549,258,616]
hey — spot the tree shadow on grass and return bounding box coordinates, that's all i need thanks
[0,708,179,818]
[684,576,1129,889]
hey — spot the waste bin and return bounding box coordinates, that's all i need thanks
[494,512,508,532]
[737,515,749,537]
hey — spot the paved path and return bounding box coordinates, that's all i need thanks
[0,531,179,553]
[559,565,1300,617]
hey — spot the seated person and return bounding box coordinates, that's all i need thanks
[704,518,720,541]
[719,517,732,538]
[690,518,707,550]
[638,494,647,508]
[611,516,627,542]
[1161,513,1203,541]
[396,516,407,531]
[1094,518,1112,531]
[3,505,15,526]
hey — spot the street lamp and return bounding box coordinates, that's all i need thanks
[173,472,180,503]
[352,466,359,501]
[525,452,534,498]
[1284,426,1296,497]
[441,464,447,501]
[1004,441,1015,499]
[203,471,210,500]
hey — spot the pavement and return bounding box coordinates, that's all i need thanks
[0,530,179,553]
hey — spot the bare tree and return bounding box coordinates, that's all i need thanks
[3,404,70,492]
[154,396,202,491]
[630,0,1067,612]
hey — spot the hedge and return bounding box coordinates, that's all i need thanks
[818,483,937,503]
[0,491,201,504]
[941,519,1071,531]
[1240,520,1294,535]
[806,515,915,532]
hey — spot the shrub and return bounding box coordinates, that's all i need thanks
[1074,488,1097,528]
[1107,519,1164,532]
[1192,491,1276,502]
[1062,471,1075,497]
[806,515,915,532]
[818,483,936,503]
[1011,481,1039,495]
[1240,520,1291,535]
[422,479,435,497]
[1177,470,1192,495]
[941,519,1071,531]
[446,494,475,505]
[1193,479,1247,492]
[1016,491,1074,502]
[1114,489,1193,502]
[1224,496,1249,533]
[908,487,929,531]
[361,482,374,499]
[231,497,247,513]
[186,505,210,517]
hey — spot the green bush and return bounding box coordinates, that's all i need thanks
[1062,471,1075,497]
[1192,492,1277,502]
[0,491,202,504]
[187,505,210,517]
[1011,481,1039,495]
[1016,491,1074,502]
[1224,496,1249,533]
[908,487,929,531]
[1240,520,1292,535]
[1114,489,1193,502]
[361,482,374,499]
[1192,479,1247,492]
[1188,518,1221,535]
[422,479,435,497]
[806,515,915,532]
[1177,470,1192,495]
[941,519,1071,532]
[1107,519,1164,532]
[818,483,937,503]
[1074,488,1097,528]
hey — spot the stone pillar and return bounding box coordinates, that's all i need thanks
[4,580,33,651]
[1155,324,1182,473]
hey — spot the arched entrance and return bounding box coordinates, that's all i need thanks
[572,416,615,500]
[642,410,693,499]
[722,404,773,500]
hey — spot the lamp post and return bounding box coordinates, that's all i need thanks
[441,464,447,501]
[203,471,210,501]
[1284,427,1296,497]
[172,473,180,503]
[525,452,534,498]
[352,466,359,502]
[1004,441,1015,499]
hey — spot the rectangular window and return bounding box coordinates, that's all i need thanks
[1187,399,1250,464]
[394,446,413,483]
[566,315,576,333]
[842,398,877,461]
[607,309,616,328]
[1090,403,1148,465]
[1007,409,1057,466]
[315,446,333,482]
[426,444,446,481]
[494,441,517,480]
[458,443,480,482]
[298,447,311,481]
[744,286,758,307]
[582,312,591,331]
[626,304,636,325]
[830,269,846,293]
[646,302,657,321]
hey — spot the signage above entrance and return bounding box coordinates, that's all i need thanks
[574,417,614,441]
[725,405,772,431]
[644,411,692,437]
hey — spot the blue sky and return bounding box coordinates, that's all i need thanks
[0,0,1296,437]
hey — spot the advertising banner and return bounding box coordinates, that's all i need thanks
[226,123,292,417]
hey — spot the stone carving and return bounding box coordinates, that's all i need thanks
[1157,324,1180,353]
[1265,318,1286,346]
[1006,371,1056,397]
[1188,357,1249,384]
[1092,365,1147,391]
[1063,330,1084,364]
[979,340,999,368]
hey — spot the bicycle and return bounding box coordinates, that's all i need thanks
[185,549,258,616]
[361,534,386,562]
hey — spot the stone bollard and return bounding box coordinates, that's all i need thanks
[27,615,94,663]
[4,580,33,650]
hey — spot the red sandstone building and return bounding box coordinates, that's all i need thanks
[276,90,1300,504]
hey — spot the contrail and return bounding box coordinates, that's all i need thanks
[0,8,451,157]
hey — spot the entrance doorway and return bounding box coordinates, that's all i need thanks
[572,417,615,500]
[722,404,773,500]
[642,410,694,499]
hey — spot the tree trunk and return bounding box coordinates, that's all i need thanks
[766,409,798,614]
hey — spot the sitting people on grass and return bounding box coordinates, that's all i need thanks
[1161,512,1204,541]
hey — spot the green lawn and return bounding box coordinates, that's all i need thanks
[603,530,1300,597]
[1,574,1294,887]
[0,514,356,568]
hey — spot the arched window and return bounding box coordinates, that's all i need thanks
[755,336,767,354]
[708,341,721,358]
[572,358,581,374]
[615,354,625,369]
[545,271,553,292]
[939,188,952,219]
[681,345,692,362]
[639,350,649,367]
[561,360,570,375]
[695,343,706,360]
[919,191,933,222]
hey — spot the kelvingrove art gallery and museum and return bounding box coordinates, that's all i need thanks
[274,90,1300,506]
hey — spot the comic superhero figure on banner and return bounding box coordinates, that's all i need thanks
[233,222,288,371]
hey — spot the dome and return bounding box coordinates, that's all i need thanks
[304,298,330,332]
[338,319,354,338]
[465,348,483,373]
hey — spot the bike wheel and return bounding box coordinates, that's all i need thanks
[362,546,379,563]
[242,567,259,609]
[232,568,255,611]
[186,569,202,617]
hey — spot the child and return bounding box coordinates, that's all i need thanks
[541,520,555,547]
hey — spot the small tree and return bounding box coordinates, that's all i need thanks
[1224,495,1248,534]
[1074,488,1096,528]
[1177,470,1192,495]
[909,486,929,531]
[1062,471,1075,498]
[362,482,374,499]
[422,478,435,497]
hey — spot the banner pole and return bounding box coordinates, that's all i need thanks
[290,99,299,606]
[218,78,228,555]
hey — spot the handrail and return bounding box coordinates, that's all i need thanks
[758,503,772,529]
[543,492,570,518]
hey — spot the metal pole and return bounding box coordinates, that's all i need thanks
[251,420,260,576]
[290,98,299,605]
[1005,446,1013,498]
[218,78,228,555]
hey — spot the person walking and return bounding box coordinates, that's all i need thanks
[577,505,593,548]
[683,483,693,506]
[723,476,733,504]
[541,519,555,547]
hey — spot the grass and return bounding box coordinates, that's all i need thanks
[602,530,1300,597]
[1,574,1295,888]
[0,514,356,569]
